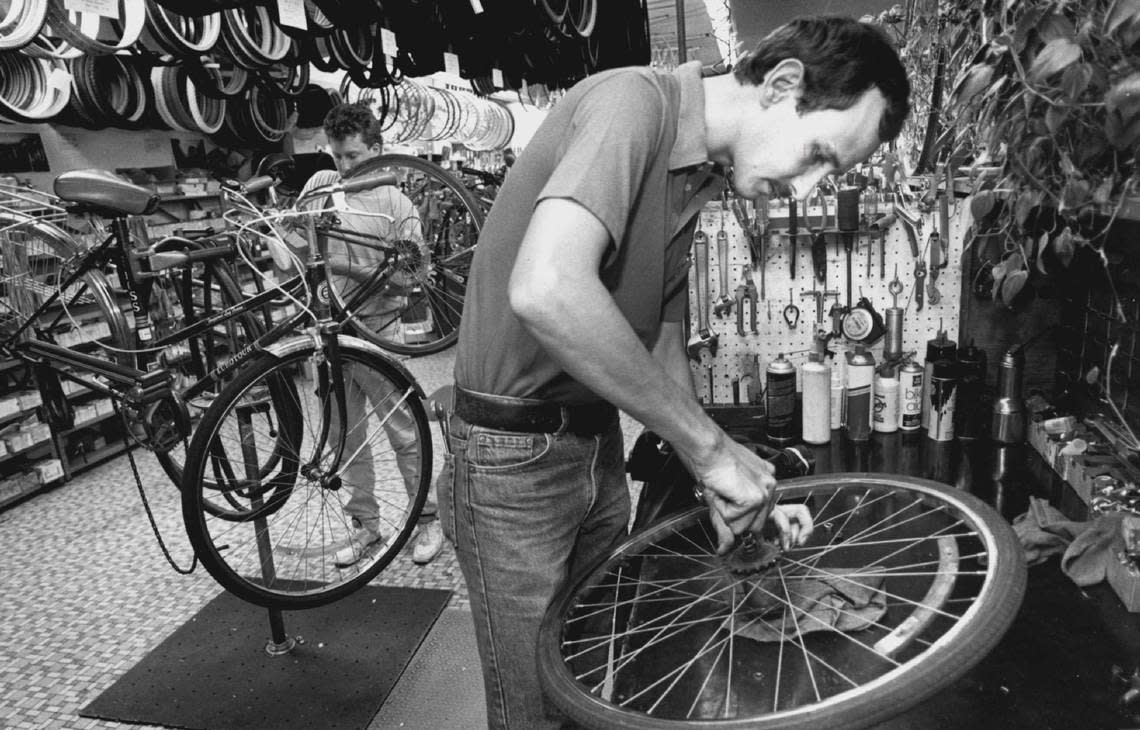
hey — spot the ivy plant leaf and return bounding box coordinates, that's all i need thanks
[952,63,994,107]
[1014,6,1050,52]
[1046,103,1071,134]
[1028,38,1083,83]
[1001,270,1030,306]
[1038,13,1077,43]
[1104,0,1140,37]
[1061,63,1094,103]
[1054,227,1076,269]
[1092,177,1115,204]
[970,190,996,221]
[1060,178,1091,211]
[1105,72,1140,149]
[1015,189,1041,226]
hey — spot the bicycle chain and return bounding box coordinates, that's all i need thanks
[118,410,197,575]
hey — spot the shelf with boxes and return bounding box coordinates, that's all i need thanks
[0,373,64,511]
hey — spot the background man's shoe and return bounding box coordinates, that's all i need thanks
[412,521,444,564]
[333,527,382,567]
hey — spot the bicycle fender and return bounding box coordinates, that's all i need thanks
[262,334,427,400]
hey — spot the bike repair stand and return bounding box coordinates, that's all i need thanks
[238,401,300,657]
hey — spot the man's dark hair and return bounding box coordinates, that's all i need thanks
[322,103,384,147]
[734,16,910,143]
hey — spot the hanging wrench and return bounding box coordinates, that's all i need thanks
[686,230,719,360]
[745,269,759,333]
[914,256,927,312]
[783,288,800,330]
[713,203,733,317]
[735,278,749,337]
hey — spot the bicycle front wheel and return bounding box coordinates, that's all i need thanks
[326,153,483,357]
[181,335,432,609]
[538,474,1026,730]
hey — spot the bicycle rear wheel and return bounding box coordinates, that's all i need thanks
[181,335,432,608]
[538,474,1025,729]
[325,153,483,357]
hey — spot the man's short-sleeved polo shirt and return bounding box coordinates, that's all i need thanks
[453,61,725,404]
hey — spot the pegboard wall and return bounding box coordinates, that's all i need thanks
[687,193,969,405]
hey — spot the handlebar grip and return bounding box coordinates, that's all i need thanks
[242,175,275,194]
[340,172,398,194]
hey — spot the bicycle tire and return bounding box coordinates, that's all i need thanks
[537,473,1026,729]
[324,153,483,357]
[0,213,131,357]
[181,334,432,609]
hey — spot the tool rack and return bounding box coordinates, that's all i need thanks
[687,190,969,405]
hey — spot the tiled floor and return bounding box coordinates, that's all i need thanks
[0,347,646,730]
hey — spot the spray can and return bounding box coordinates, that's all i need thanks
[873,366,900,433]
[927,358,958,441]
[900,360,924,431]
[845,345,875,442]
[992,347,1026,443]
[921,332,958,430]
[766,354,797,444]
[801,352,831,444]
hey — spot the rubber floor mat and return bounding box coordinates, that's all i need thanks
[80,585,451,730]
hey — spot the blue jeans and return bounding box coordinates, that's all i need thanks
[437,409,630,730]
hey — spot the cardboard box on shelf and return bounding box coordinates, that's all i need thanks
[0,396,19,419]
[16,390,41,411]
[34,458,63,484]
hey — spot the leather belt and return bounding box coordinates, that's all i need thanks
[453,386,617,437]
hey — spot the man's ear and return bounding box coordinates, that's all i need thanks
[760,58,805,106]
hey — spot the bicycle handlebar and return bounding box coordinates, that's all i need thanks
[339,172,398,194]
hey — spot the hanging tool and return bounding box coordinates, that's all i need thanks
[837,187,861,308]
[713,198,733,317]
[734,269,749,337]
[787,197,799,279]
[828,300,846,338]
[783,288,800,330]
[808,186,829,286]
[744,267,759,333]
[914,256,927,311]
[686,230,719,360]
[800,289,824,326]
[888,265,904,308]
[872,212,896,279]
[927,230,942,306]
[731,196,761,292]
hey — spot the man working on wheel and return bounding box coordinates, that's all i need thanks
[437,15,910,729]
[283,102,444,567]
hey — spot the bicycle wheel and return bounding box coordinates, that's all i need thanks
[148,243,272,495]
[181,335,433,609]
[537,473,1026,729]
[0,212,130,354]
[324,153,483,357]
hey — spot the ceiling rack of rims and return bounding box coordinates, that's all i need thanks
[0,0,650,148]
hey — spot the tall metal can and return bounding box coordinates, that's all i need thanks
[927,359,958,442]
[921,333,957,430]
[801,353,831,445]
[899,361,924,431]
[845,345,875,442]
[766,354,797,444]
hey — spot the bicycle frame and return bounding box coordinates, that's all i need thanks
[0,195,399,451]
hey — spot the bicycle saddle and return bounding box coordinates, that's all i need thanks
[54,169,160,217]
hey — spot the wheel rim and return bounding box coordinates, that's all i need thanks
[322,154,482,357]
[187,348,430,606]
[539,474,1024,729]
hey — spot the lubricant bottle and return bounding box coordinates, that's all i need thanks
[927,358,959,442]
[801,346,831,445]
[873,365,900,433]
[845,345,875,442]
[955,341,987,439]
[766,354,797,444]
[921,331,957,430]
[992,346,1026,443]
[899,360,924,431]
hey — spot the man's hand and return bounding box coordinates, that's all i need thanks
[689,437,814,554]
